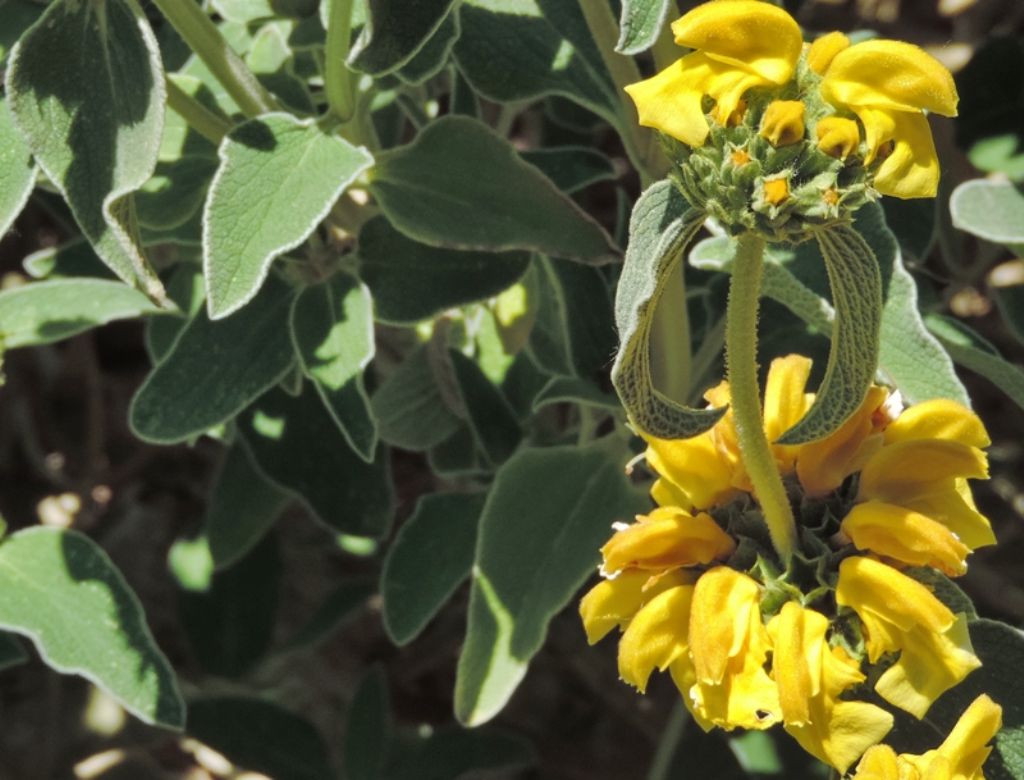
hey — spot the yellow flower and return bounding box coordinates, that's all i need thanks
[760,100,806,147]
[687,567,781,730]
[624,0,802,147]
[835,557,981,718]
[768,602,893,772]
[815,37,959,198]
[851,695,1003,780]
[816,116,861,160]
[599,506,736,576]
[617,582,696,692]
[579,568,694,645]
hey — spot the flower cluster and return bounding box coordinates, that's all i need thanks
[581,356,1001,774]
[625,0,958,239]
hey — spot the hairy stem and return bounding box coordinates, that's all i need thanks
[150,0,276,119]
[165,77,232,145]
[726,233,797,562]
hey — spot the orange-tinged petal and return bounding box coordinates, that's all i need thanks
[672,0,803,85]
[645,429,736,510]
[807,31,851,75]
[600,507,736,574]
[797,386,888,496]
[579,568,694,644]
[869,110,941,199]
[858,440,989,504]
[822,39,959,116]
[624,54,710,147]
[841,501,970,576]
[884,399,990,448]
[618,584,695,692]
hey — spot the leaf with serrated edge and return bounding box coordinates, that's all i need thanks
[370,116,617,262]
[455,444,647,726]
[0,97,34,238]
[6,0,166,300]
[0,279,164,350]
[130,275,296,444]
[204,113,373,319]
[290,271,377,461]
[616,0,673,55]
[0,527,184,728]
[611,181,725,438]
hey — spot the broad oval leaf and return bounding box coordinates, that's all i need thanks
[0,278,164,349]
[371,345,462,451]
[348,0,458,76]
[238,384,394,538]
[927,314,1024,413]
[130,275,296,444]
[396,11,461,85]
[950,179,1024,250]
[357,215,530,325]
[0,96,34,238]
[454,443,647,726]
[204,113,373,319]
[381,492,485,645]
[611,181,725,438]
[776,225,883,444]
[290,271,378,461]
[369,115,618,263]
[0,527,184,728]
[6,0,166,299]
[616,0,674,55]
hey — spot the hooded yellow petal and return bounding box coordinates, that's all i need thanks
[760,100,806,147]
[841,500,970,577]
[579,568,694,644]
[850,745,904,780]
[763,354,814,456]
[624,54,710,147]
[600,507,736,575]
[671,0,803,85]
[822,39,959,116]
[618,584,695,692]
[645,429,736,510]
[797,386,888,496]
[859,439,989,505]
[816,116,861,160]
[807,31,851,76]
[884,399,990,449]
[904,480,996,551]
[868,109,941,199]
[929,694,1002,779]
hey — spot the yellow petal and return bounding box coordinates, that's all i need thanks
[851,745,904,780]
[858,440,989,505]
[796,386,888,496]
[807,31,851,75]
[767,602,823,726]
[857,105,898,165]
[763,355,814,444]
[760,100,806,146]
[841,500,970,577]
[579,568,693,644]
[904,479,996,550]
[624,54,710,147]
[787,699,895,773]
[672,0,803,85]
[822,39,959,116]
[618,584,695,692]
[690,567,762,684]
[931,694,1002,779]
[600,506,736,574]
[869,110,941,199]
[645,429,736,511]
[884,399,990,448]
[816,116,861,160]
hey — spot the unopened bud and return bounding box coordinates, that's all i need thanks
[816,116,861,159]
[760,101,805,147]
[807,31,850,75]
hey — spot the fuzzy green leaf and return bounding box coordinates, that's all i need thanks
[776,225,882,444]
[951,179,1024,251]
[449,349,522,466]
[396,11,461,85]
[455,443,646,726]
[204,114,373,319]
[6,0,166,299]
[371,346,463,450]
[370,116,617,262]
[612,181,724,438]
[616,0,673,55]
[0,527,184,728]
[520,146,617,194]
[349,0,457,75]
[927,315,1024,412]
[130,275,296,443]
[290,271,377,461]
[0,278,165,349]
[0,632,27,672]
[0,97,34,238]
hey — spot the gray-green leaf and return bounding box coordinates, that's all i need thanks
[205,113,373,318]
[370,115,618,262]
[349,0,457,76]
[0,97,34,238]
[290,271,377,461]
[6,0,167,299]
[927,315,1024,412]
[611,181,724,438]
[616,0,674,55]
[455,443,647,726]
[950,179,1024,251]
[0,527,184,728]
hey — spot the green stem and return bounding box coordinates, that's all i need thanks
[150,0,276,119]
[576,0,667,183]
[165,77,232,146]
[646,702,687,780]
[726,233,797,563]
[650,250,692,405]
[324,0,357,122]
